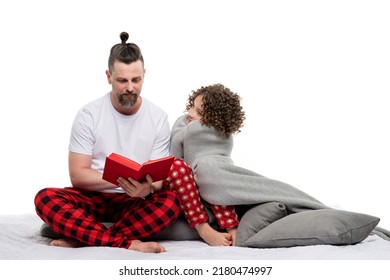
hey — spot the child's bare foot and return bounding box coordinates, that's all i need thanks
[49,238,83,248]
[227,227,238,246]
[196,223,232,246]
[128,240,166,253]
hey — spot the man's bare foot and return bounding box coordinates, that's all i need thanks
[128,240,166,253]
[50,238,166,253]
[195,223,232,246]
[49,238,83,248]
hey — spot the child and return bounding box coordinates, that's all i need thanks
[168,83,245,246]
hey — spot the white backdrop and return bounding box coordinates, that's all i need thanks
[0,0,389,230]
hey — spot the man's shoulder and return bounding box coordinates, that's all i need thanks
[79,93,109,114]
[142,97,168,117]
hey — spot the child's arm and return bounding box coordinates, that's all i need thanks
[170,115,188,158]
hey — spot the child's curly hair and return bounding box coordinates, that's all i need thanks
[186,83,246,138]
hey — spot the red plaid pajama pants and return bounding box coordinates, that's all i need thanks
[35,187,180,249]
[164,159,239,229]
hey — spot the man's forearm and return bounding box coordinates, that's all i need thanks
[70,168,118,191]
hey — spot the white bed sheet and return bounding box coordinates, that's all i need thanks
[1,214,390,260]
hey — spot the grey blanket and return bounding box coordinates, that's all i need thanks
[171,115,390,244]
[171,115,328,213]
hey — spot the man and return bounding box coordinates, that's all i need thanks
[34,32,183,253]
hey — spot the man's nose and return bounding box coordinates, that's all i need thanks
[126,82,134,92]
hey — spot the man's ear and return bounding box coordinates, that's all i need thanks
[105,70,112,84]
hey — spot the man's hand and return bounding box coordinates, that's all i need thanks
[117,175,152,198]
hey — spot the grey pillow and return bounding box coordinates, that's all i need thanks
[236,202,288,247]
[40,205,217,241]
[40,217,201,241]
[40,222,64,240]
[152,201,217,240]
[241,209,380,248]
[40,216,203,241]
[149,216,201,240]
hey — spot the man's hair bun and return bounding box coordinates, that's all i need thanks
[120,32,129,44]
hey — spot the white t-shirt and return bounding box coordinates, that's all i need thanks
[68,92,170,188]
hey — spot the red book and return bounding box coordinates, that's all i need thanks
[102,153,175,184]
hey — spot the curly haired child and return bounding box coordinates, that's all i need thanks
[168,83,245,246]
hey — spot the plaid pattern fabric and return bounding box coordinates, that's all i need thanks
[165,158,239,229]
[34,187,180,248]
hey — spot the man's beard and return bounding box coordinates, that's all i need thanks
[118,91,139,107]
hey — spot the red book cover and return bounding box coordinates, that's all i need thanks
[102,153,175,185]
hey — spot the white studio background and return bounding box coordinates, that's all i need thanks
[0,0,389,231]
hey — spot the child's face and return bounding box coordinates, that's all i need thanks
[187,95,203,123]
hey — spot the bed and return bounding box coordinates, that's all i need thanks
[1,212,389,280]
[1,212,390,260]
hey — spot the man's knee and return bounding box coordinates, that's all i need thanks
[157,190,181,219]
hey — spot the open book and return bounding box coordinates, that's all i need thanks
[102,153,175,184]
